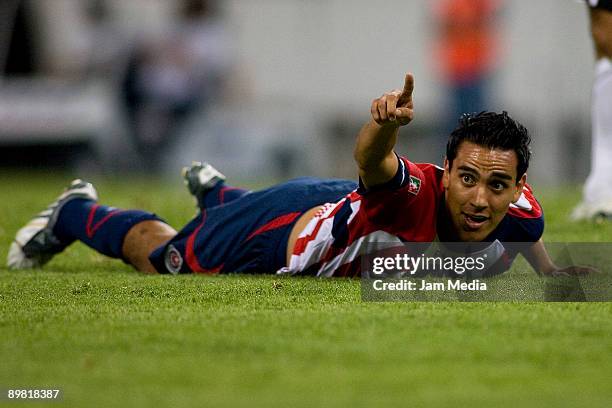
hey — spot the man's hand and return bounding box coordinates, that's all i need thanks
[547,265,600,277]
[370,73,415,126]
[355,73,415,188]
[522,239,601,276]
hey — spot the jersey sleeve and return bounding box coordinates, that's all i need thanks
[357,153,411,194]
[351,155,440,241]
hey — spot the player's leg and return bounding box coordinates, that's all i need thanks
[582,58,612,214]
[7,179,174,273]
[121,220,176,273]
[149,177,358,275]
[590,3,612,60]
[573,6,612,220]
[182,162,249,209]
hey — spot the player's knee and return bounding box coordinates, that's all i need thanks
[593,29,612,57]
[591,10,612,58]
[123,220,176,273]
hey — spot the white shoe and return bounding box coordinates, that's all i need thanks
[570,200,612,222]
[7,179,98,269]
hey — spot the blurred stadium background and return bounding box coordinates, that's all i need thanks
[0,0,593,185]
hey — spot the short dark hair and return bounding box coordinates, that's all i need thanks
[446,111,531,182]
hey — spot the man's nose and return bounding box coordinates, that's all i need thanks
[469,185,489,211]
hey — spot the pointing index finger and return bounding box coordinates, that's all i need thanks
[398,73,414,106]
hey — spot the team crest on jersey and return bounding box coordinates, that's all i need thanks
[408,175,421,195]
[164,245,183,275]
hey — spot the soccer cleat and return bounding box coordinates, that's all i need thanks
[570,201,612,222]
[593,212,612,224]
[181,161,226,198]
[7,179,98,269]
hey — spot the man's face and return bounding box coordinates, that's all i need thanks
[443,141,526,242]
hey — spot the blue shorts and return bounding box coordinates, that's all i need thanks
[149,177,357,274]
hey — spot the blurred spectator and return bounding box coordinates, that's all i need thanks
[80,0,128,79]
[1,0,38,76]
[431,0,503,133]
[121,0,232,172]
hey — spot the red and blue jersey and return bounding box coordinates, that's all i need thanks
[279,155,544,277]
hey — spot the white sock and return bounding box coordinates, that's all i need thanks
[583,58,612,206]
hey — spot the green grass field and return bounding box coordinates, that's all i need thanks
[1,173,611,407]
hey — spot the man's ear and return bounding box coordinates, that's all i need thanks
[443,158,450,189]
[512,173,527,203]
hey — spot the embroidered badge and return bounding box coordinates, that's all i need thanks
[408,175,421,195]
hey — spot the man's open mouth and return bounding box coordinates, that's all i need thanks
[462,213,490,230]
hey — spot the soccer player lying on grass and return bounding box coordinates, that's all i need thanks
[7,73,585,277]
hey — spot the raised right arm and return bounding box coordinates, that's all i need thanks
[354,73,415,189]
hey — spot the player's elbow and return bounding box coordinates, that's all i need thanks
[353,149,381,175]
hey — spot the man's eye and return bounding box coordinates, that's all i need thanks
[462,174,475,184]
[491,182,506,191]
